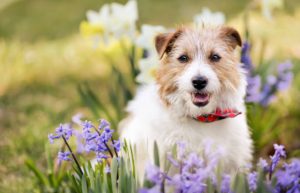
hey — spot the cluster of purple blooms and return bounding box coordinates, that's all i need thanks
[140,142,228,193]
[241,42,293,106]
[48,117,299,192]
[141,143,300,193]
[48,114,121,173]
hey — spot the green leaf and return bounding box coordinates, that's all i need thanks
[153,141,160,167]
[233,173,250,193]
[81,175,88,193]
[111,158,118,193]
[25,159,49,186]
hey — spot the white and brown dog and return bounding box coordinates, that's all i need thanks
[120,25,253,176]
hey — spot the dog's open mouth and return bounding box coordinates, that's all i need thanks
[191,91,210,107]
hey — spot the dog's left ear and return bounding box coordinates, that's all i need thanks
[155,29,182,59]
[220,27,242,49]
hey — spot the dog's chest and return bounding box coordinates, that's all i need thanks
[149,115,236,153]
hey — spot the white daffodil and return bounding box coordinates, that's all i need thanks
[136,55,159,84]
[109,0,138,39]
[136,25,166,55]
[193,8,226,27]
[135,25,167,84]
[86,4,110,26]
[83,0,138,42]
[260,0,284,20]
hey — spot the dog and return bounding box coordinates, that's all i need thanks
[120,25,253,178]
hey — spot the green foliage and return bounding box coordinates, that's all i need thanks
[26,145,70,193]
[28,143,140,193]
[77,44,137,129]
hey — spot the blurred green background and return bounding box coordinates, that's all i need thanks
[0,0,300,192]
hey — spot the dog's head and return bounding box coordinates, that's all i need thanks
[155,26,246,117]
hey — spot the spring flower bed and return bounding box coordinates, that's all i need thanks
[42,117,299,193]
[26,0,299,192]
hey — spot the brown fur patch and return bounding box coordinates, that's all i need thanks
[156,58,188,105]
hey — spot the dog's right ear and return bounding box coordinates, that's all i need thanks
[155,29,182,59]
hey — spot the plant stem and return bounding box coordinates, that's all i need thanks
[62,136,83,175]
[268,164,273,180]
[111,138,119,157]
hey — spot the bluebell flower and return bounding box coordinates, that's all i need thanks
[258,158,269,172]
[270,144,286,173]
[144,163,163,184]
[72,113,83,125]
[82,120,94,132]
[58,151,71,161]
[100,127,114,143]
[241,41,253,74]
[241,41,293,106]
[275,159,300,192]
[113,140,122,152]
[246,75,262,103]
[74,130,85,153]
[248,172,257,192]
[220,174,232,193]
[259,83,276,106]
[98,119,110,130]
[96,152,109,163]
[277,60,293,73]
[139,185,161,193]
[48,133,60,144]
[276,61,293,91]
[48,124,73,143]
[166,152,179,167]
[104,164,111,173]
[176,141,186,159]
[84,140,98,152]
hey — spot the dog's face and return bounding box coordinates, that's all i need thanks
[155,26,246,117]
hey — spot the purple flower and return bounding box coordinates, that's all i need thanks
[270,144,286,172]
[144,163,163,184]
[277,60,293,73]
[84,141,98,152]
[248,172,257,192]
[100,127,114,143]
[241,41,253,74]
[246,75,262,103]
[275,159,300,192]
[99,119,110,130]
[82,120,94,132]
[258,158,269,172]
[48,124,73,143]
[167,152,179,167]
[72,113,83,125]
[176,141,186,159]
[260,83,276,106]
[104,164,111,173]
[48,133,60,144]
[83,132,98,141]
[139,185,161,193]
[74,130,85,153]
[96,152,108,163]
[182,153,204,176]
[58,151,71,161]
[113,140,122,152]
[220,174,232,193]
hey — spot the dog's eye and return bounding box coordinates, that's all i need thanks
[210,54,221,62]
[177,55,189,63]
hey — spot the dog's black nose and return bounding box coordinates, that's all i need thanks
[192,76,208,90]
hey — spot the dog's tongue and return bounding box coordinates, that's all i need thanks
[192,93,209,103]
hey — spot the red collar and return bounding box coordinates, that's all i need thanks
[195,108,241,123]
